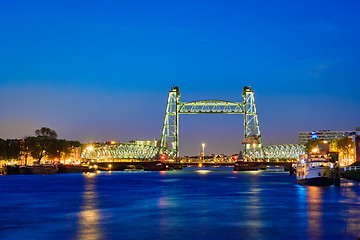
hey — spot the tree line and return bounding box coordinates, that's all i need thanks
[0,139,20,160]
[0,127,81,163]
[305,137,354,156]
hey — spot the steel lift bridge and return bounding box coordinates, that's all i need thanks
[82,86,305,160]
[161,86,264,159]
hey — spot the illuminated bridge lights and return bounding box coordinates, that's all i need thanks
[178,100,244,114]
[81,86,304,161]
[82,143,306,161]
[262,144,306,160]
[161,86,263,158]
[81,143,176,160]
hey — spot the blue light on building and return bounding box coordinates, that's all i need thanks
[311,131,319,139]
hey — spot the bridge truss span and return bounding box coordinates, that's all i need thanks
[81,143,176,160]
[262,144,305,160]
[81,86,303,161]
[178,100,244,114]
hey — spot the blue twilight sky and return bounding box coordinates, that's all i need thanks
[0,0,359,156]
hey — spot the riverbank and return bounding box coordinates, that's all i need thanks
[1,164,95,175]
[341,162,360,181]
[341,171,360,181]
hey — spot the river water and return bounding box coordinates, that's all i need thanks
[1,167,360,240]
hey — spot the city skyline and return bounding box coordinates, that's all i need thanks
[1,0,359,155]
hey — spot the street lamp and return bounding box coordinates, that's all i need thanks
[202,143,205,159]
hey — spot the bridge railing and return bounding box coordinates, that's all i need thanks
[342,166,360,171]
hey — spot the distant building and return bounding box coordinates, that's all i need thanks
[347,127,360,162]
[298,130,349,144]
[129,139,159,147]
[69,147,82,162]
[354,135,360,162]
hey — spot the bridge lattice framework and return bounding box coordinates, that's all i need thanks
[161,86,262,158]
[81,143,305,160]
[81,143,175,160]
[81,86,305,161]
[263,144,305,160]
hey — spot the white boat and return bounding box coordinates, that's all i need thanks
[296,154,334,186]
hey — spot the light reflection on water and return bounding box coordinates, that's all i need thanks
[77,173,103,240]
[306,186,323,240]
[0,168,360,240]
[340,181,360,235]
[196,170,212,174]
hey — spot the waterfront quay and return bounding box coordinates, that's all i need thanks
[3,160,360,186]
[341,164,360,181]
[87,157,295,170]
[0,159,293,175]
[93,160,183,171]
[3,164,95,175]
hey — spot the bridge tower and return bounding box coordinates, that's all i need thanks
[243,87,264,158]
[160,85,264,158]
[160,86,180,156]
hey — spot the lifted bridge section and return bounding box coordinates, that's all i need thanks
[178,100,244,114]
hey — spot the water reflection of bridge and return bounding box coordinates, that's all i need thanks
[180,159,293,170]
[87,159,293,172]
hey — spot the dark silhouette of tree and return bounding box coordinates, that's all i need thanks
[332,137,354,158]
[48,139,70,161]
[0,138,20,160]
[304,139,323,153]
[24,136,42,162]
[0,138,5,160]
[7,140,20,160]
[25,127,58,163]
[69,141,81,148]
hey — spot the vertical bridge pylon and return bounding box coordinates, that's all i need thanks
[160,86,264,158]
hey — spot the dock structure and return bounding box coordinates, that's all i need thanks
[341,166,360,181]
